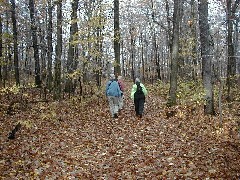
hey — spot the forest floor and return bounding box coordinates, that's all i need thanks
[0,81,240,179]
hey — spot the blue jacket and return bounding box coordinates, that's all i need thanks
[106,80,122,97]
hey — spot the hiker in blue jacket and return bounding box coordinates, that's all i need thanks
[106,74,122,118]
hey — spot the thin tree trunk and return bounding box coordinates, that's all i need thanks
[47,0,53,90]
[97,26,103,87]
[198,0,215,115]
[10,0,20,86]
[235,18,240,85]
[140,32,145,82]
[0,15,2,82]
[226,0,239,101]
[121,40,125,77]
[96,3,104,87]
[130,26,135,82]
[167,0,182,106]
[165,0,172,53]
[54,0,62,99]
[82,1,93,83]
[29,0,41,87]
[39,26,47,82]
[95,27,101,87]
[150,0,160,81]
[190,0,198,81]
[114,0,121,76]
[144,34,149,82]
[154,34,161,80]
[65,0,78,93]
[219,79,223,127]
[3,12,10,87]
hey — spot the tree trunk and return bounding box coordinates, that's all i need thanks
[95,29,102,87]
[10,0,20,86]
[140,33,145,82]
[114,0,121,76]
[150,0,160,81]
[3,12,10,87]
[39,27,47,82]
[82,0,93,83]
[190,0,198,81]
[235,17,240,85]
[167,0,182,106]
[0,15,2,82]
[47,0,53,90]
[226,0,239,101]
[95,26,103,87]
[121,40,125,77]
[29,0,41,87]
[165,0,172,53]
[54,0,62,100]
[65,0,78,93]
[130,26,135,82]
[198,0,215,115]
[96,3,104,87]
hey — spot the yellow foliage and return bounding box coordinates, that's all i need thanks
[67,70,82,80]
[17,120,33,129]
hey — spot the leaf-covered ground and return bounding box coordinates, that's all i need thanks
[0,82,240,179]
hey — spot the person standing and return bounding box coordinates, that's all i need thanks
[131,78,148,118]
[117,76,125,110]
[106,74,122,118]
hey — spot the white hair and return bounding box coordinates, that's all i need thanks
[135,78,140,83]
[110,74,115,79]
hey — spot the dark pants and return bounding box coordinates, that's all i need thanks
[134,97,145,116]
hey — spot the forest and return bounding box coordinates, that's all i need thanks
[0,0,240,179]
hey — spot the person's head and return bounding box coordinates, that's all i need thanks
[118,76,122,80]
[135,78,140,83]
[110,74,115,80]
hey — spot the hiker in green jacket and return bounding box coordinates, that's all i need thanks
[131,78,148,118]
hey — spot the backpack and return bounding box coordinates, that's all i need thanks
[107,80,113,90]
[118,81,123,91]
[134,82,145,99]
[136,82,143,95]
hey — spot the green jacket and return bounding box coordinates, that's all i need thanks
[131,83,148,99]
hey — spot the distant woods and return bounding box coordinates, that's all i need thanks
[0,0,239,110]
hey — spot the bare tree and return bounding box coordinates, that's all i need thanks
[114,0,121,76]
[3,11,10,88]
[54,0,62,99]
[95,0,104,87]
[130,26,136,82]
[65,0,78,93]
[0,15,2,82]
[29,0,41,87]
[226,0,240,101]
[46,0,53,90]
[167,0,183,106]
[190,0,198,81]
[10,0,20,86]
[140,32,145,82]
[198,0,215,115]
[235,16,240,85]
